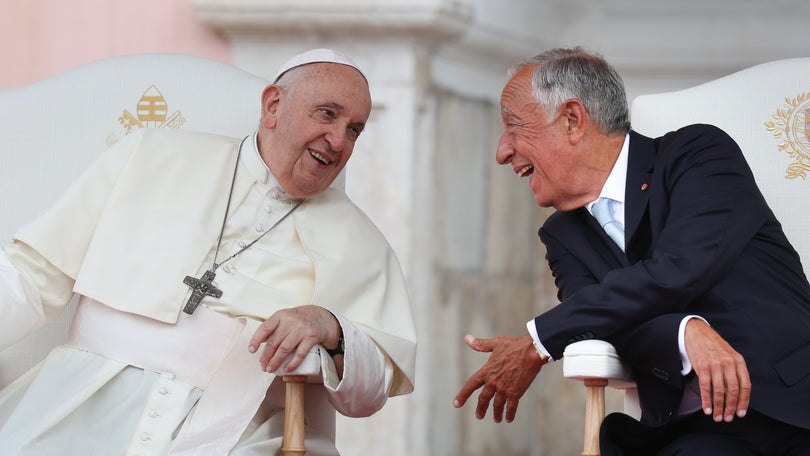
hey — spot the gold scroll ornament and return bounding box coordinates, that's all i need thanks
[765,91,810,179]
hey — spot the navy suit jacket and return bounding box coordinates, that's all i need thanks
[536,124,810,429]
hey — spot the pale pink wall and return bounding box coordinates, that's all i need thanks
[0,0,232,88]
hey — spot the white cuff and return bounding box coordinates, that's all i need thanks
[526,320,554,362]
[678,315,709,375]
[321,312,392,417]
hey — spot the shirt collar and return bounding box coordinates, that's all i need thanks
[241,131,282,189]
[599,133,630,204]
[586,133,629,211]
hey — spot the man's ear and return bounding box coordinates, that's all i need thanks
[561,99,588,143]
[260,84,282,129]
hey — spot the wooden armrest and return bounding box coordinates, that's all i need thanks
[275,346,323,456]
[563,340,636,456]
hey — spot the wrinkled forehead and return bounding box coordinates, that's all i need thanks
[500,69,538,115]
[287,63,371,119]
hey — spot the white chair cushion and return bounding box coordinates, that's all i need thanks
[563,340,635,389]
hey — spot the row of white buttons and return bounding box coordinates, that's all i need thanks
[253,190,288,233]
[131,372,178,450]
[210,187,289,288]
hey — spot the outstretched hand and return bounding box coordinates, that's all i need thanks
[684,318,751,422]
[453,333,547,423]
[249,305,342,373]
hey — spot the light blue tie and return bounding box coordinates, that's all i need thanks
[592,197,625,251]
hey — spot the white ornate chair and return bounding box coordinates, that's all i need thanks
[563,57,810,456]
[0,53,321,455]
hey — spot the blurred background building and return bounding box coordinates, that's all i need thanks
[1,0,808,454]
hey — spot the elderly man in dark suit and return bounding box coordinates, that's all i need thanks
[454,46,810,455]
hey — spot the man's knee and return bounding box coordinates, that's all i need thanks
[656,432,756,456]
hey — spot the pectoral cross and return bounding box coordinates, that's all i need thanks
[182,269,223,314]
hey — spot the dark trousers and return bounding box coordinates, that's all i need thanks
[600,410,810,455]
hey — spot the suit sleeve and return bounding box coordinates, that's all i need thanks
[536,126,767,359]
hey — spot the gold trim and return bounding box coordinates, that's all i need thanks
[765,92,810,179]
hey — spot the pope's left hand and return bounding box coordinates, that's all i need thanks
[453,333,547,423]
[249,305,342,373]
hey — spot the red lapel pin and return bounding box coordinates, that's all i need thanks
[640,183,649,191]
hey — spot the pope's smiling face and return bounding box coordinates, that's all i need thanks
[258,62,371,199]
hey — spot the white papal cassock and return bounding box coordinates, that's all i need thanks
[0,128,416,455]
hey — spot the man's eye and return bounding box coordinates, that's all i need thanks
[319,108,336,118]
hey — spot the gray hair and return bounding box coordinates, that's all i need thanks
[273,65,308,99]
[510,47,631,135]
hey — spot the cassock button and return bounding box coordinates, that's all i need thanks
[158,387,169,395]
[271,190,281,199]
[238,240,247,248]
[255,223,265,232]
[140,432,151,442]
[264,205,273,214]
[149,409,159,418]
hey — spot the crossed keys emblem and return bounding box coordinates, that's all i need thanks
[118,85,186,135]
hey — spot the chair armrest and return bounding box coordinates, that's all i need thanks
[275,345,323,456]
[563,340,636,389]
[273,345,323,381]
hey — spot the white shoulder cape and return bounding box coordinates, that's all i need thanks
[15,129,416,396]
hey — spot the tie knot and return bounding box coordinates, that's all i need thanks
[591,197,616,225]
[591,197,625,251]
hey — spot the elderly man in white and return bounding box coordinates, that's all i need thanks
[0,49,416,455]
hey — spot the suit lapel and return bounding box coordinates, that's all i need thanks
[624,131,655,260]
[577,207,629,267]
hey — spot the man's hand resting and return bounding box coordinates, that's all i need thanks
[249,305,342,374]
[684,318,751,422]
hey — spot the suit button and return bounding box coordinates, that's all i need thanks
[652,368,669,381]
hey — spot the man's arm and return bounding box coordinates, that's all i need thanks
[609,312,751,422]
[537,126,766,358]
[0,250,45,349]
[0,244,75,350]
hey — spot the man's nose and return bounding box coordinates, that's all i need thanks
[495,136,513,165]
[325,125,348,152]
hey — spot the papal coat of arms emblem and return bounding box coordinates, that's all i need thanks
[118,85,186,134]
[765,92,810,179]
